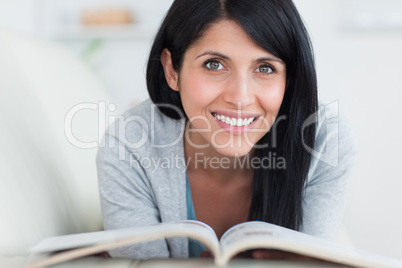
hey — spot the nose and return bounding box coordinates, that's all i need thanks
[222,72,255,109]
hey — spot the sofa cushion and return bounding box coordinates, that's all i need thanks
[0,29,112,255]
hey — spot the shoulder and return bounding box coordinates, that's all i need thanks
[120,99,186,149]
[96,99,188,205]
[100,99,186,154]
[307,101,356,183]
[96,99,187,180]
[315,101,354,144]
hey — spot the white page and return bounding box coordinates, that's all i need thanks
[30,220,220,256]
[217,221,402,268]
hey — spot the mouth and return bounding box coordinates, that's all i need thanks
[211,112,259,127]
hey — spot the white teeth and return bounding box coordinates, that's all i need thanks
[213,113,256,127]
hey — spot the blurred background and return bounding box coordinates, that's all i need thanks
[0,0,401,261]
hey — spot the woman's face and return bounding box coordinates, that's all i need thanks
[162,20,286,157]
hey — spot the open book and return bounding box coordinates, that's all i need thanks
[27,220,402,268]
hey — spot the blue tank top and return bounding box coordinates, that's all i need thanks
[186,174,207,257]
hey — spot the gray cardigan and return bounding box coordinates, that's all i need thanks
[96,99,355,259]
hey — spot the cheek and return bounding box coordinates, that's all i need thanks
[179,73,220,107]
[259,82,286,115]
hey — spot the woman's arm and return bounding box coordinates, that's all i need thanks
[96,133,170,259]
[300,105,356,240]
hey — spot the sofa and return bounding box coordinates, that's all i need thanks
[0,28,114,266]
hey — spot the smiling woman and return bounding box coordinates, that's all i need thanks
[96,0,355,260]
[161,20,286,157]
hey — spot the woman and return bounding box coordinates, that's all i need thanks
[97,0,355,259]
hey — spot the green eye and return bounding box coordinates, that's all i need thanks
[256,65,274,74]
[206,60,224,70]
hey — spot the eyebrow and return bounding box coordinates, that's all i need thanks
[196,51,229,60]
[195,50,283,63]
[256,56,283,63]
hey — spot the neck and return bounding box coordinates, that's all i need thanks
[184,129,254,182]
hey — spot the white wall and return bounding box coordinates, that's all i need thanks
[0,1,36,34]
[294,0,402,259]
[0,0,173,111]
[1,0,402,260]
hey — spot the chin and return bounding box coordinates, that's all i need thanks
[214,146,253,159]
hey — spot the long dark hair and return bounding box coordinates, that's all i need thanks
[146,0,317,231]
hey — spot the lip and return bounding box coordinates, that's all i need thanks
[211,111,260,135]
[212,110,260,119]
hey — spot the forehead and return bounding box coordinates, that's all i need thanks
[185,19,276,60]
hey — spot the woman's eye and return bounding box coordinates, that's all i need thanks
[255,65,274,74]
[205,60,224,71]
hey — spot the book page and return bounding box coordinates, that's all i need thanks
[216,221,402,268]
[28,220,220,268]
